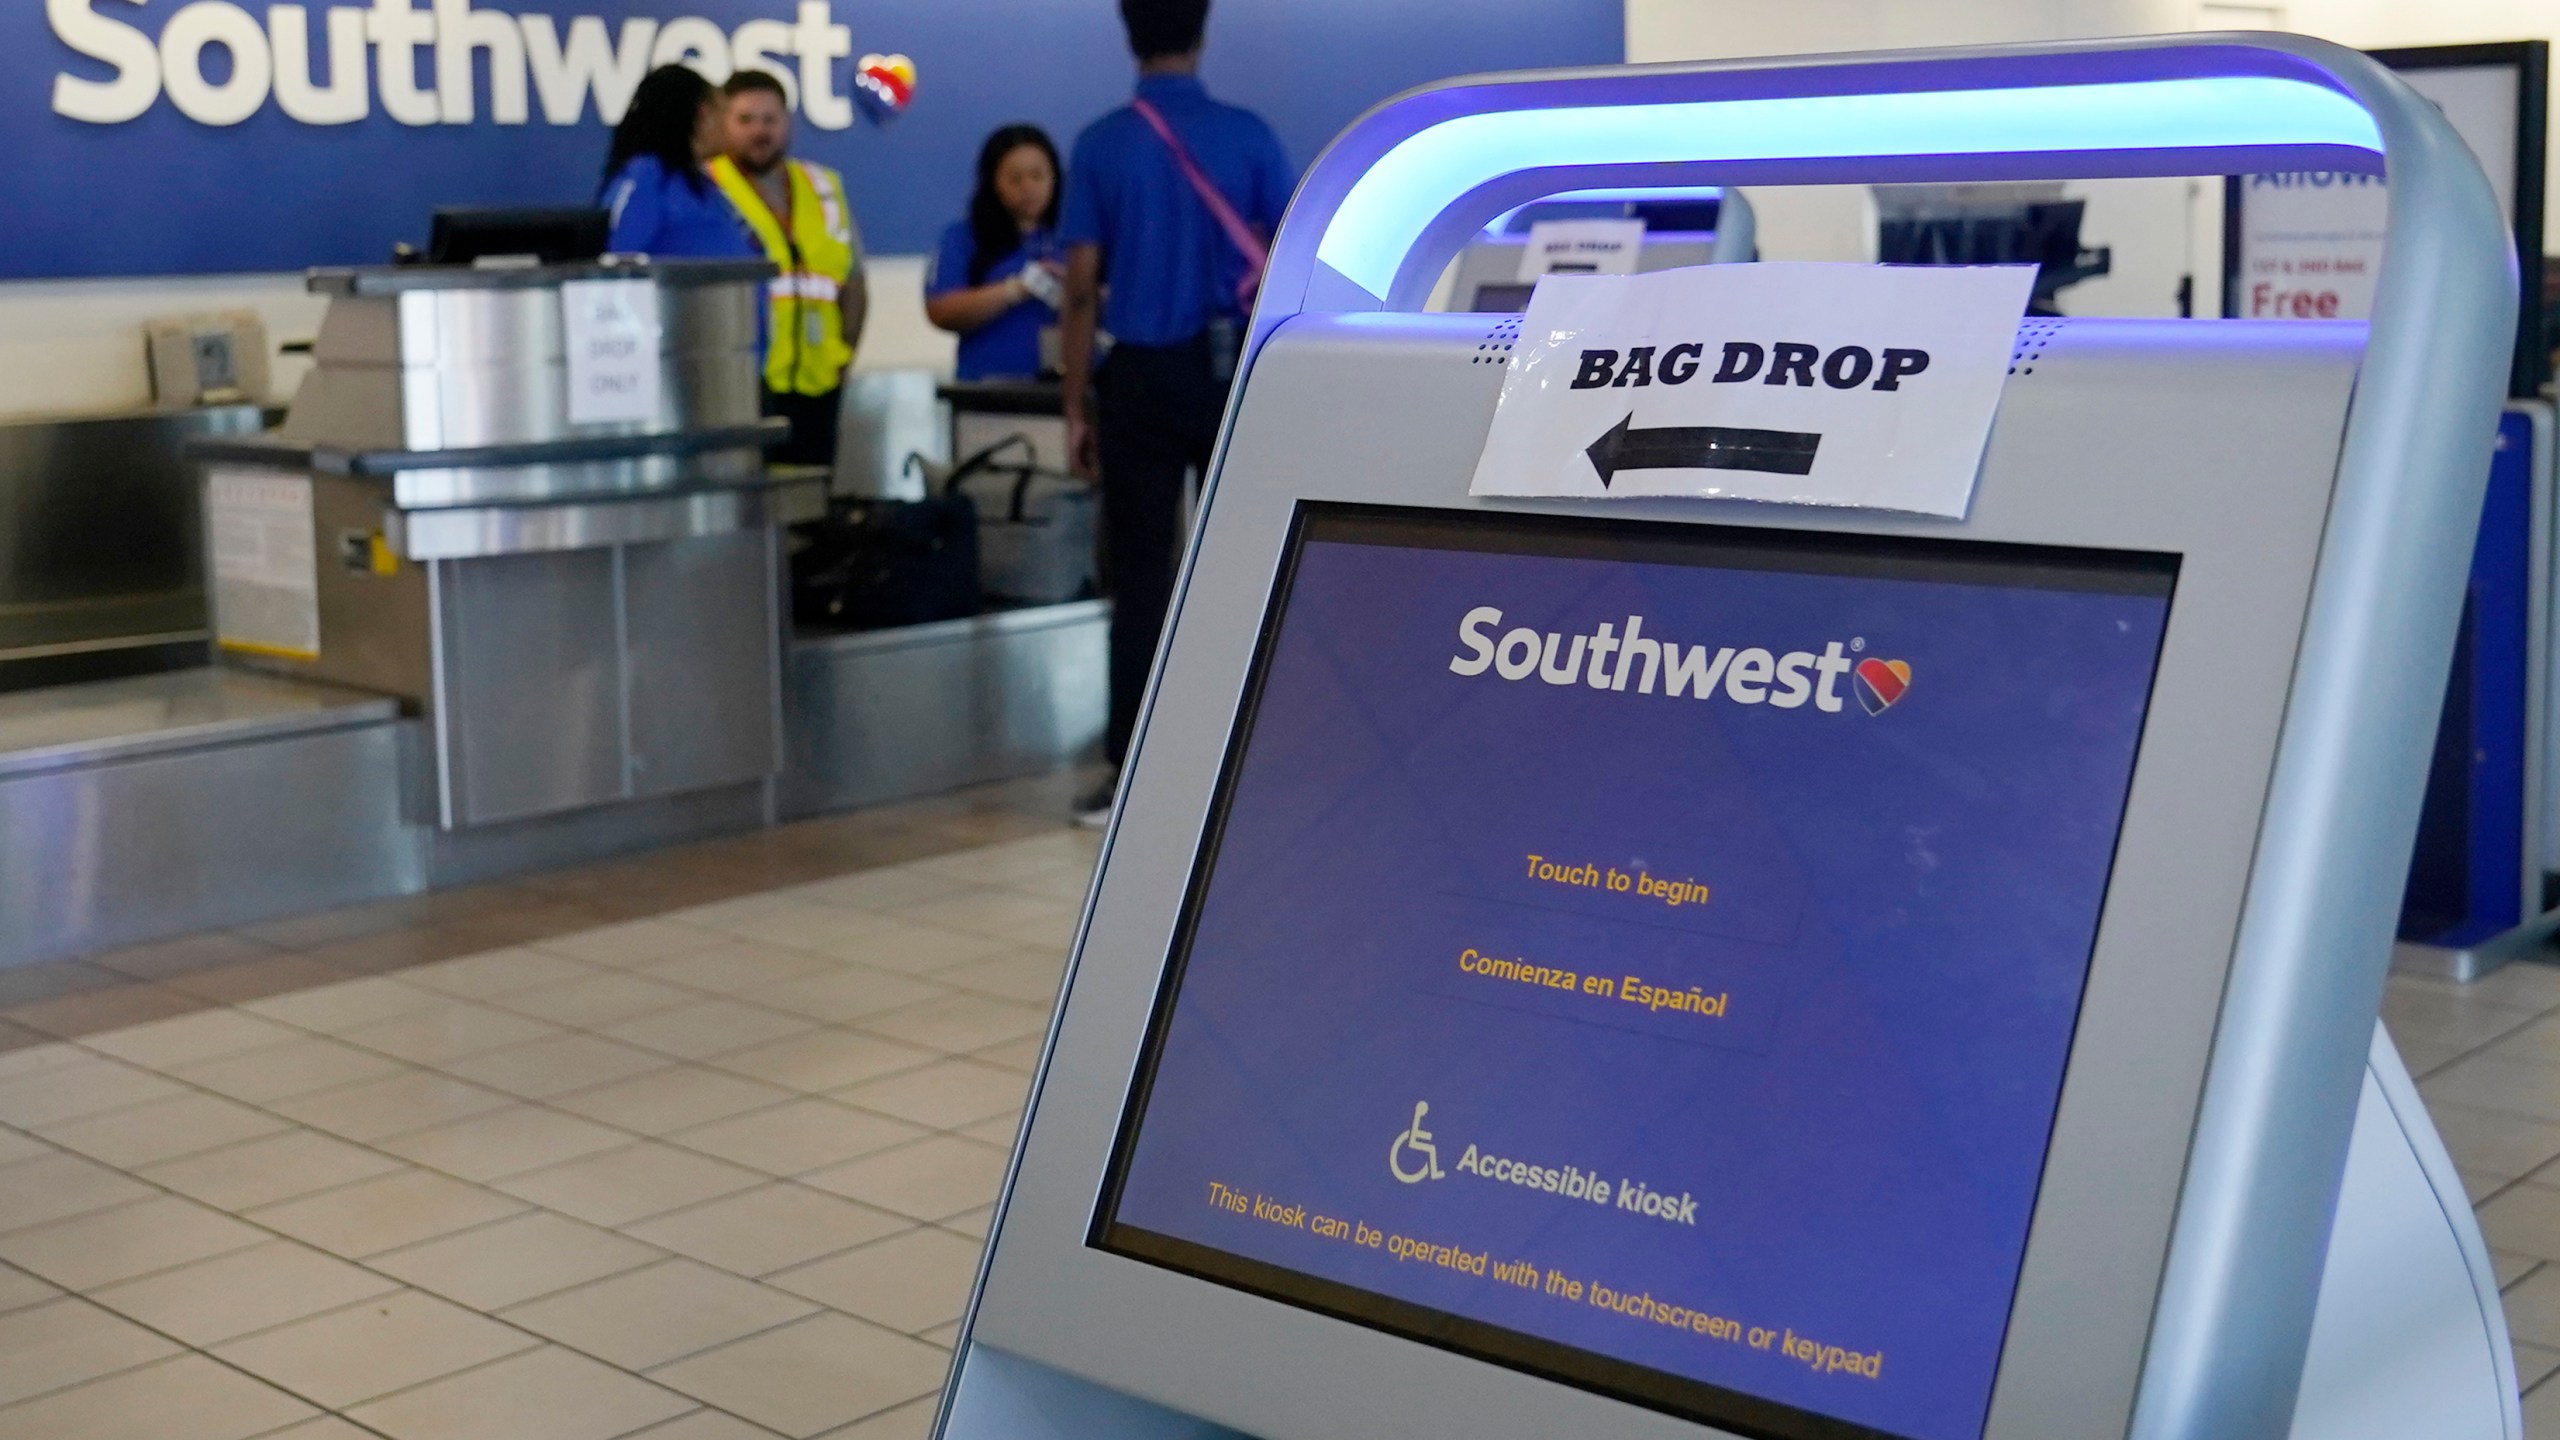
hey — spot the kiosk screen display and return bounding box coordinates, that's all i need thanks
[1095,505,2176,1440]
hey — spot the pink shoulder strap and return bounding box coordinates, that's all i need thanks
[1129,96,1268,310]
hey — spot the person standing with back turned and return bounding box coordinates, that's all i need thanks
[709,70,870,470]
[1059,0,1294,828]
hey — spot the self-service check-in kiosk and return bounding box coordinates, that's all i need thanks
[939,37,2520,1440]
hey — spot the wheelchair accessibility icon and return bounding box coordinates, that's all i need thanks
[1390,1101,1445,1184]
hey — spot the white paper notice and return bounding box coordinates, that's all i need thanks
[1469,262,2036,518]
[561,278,663,425]
[1517,218,1647,281]
[206,466,320,660]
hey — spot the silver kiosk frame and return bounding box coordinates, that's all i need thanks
[940,36,2520,1440]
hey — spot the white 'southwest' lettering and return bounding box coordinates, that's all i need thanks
[48,0,855,129]
[1450,604,1855,712]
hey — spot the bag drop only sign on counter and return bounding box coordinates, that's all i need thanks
[1468,263,2035,518]
[562,278,663,426]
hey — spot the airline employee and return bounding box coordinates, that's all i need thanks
[710,69,869,469]
[601,66,759,261]
[1059,0,1295,825]
[926,125,1066,382]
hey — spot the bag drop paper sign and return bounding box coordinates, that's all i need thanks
[1469,262,2036,518]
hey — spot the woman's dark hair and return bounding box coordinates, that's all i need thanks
[966,124,1062,285]
[603,65,713,196]
[1119,0,1208,62]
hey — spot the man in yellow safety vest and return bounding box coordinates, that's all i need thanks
[709,69,869,469]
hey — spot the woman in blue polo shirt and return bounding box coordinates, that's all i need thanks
[925,125,1065,380]
[600,66,758,259]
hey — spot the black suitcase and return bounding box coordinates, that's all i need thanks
[790,487,981,631]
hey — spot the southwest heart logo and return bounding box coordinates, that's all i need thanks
[1854,657,1911,715]
[854,54,917,124]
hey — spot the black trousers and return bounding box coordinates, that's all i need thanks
[1097,338,1228,766]
[763,387,843,470]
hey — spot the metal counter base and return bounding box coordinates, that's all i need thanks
[780,600,1109,819]
[3,600,1108,968]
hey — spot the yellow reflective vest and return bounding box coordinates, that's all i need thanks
[707,154,862,396]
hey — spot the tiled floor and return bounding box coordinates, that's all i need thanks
[0,774,1093,1440]
[12,769,2560,1436]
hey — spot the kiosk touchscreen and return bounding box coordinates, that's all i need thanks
[937,36,2521,1440]
[1098,510,2174,1440]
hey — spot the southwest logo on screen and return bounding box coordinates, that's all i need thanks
[1854,657,1911,714]
[1450,606,1909,716]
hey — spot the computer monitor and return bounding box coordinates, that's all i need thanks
[426,207,608,266]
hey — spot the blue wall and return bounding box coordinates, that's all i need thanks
[9,0,1621,279]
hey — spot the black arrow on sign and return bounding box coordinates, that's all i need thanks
[1584,414,1822,487]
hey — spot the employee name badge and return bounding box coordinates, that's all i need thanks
[1469,262,2036,518]
[561,278,663,426]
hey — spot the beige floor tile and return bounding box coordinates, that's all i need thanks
[0,1056,187,1129]
[0,1127,49,1166]
[935,1207,992,1242]
[604,1001,822,1061]
[370,1211,665,1311]
[766,1229,981,1334]
[740,970,952,1025]
[625,1409,793,1439]
[249,1168,527,1259]
[787,867,976,912]
[0,1044,85,1083]
[929,952,1065,1006]
[0,1194,266,1290]
[34,1092,290,1169]
[269,1069,515,1142]
[2517,1264,2560,1350]
[649,1312,948,1439]
[0,1297,182,1406]
[503,1259,816,1370]
[953,1112,1019,1149]
[817,1394,938,1440]
[644,944,845,996]
[494,974,705,1029]
[625,1185,909,1278]
[915,1322,960,1349]
[2498,1250,2544,1288]
[669,1100,926,1177]
[535,919,731,968]
[816,923,1014,976]
[0,1261,58,1314]
[139,1127,404,1211]
[2405,961,2560,1013]
[2428,1102,2560,1180]
[88,1240,400,1347]
[855,997,1048,1056]
[968,1036,1043,1075]
[336,1001,562,1067]
[712,1032,940,1094]
[0,1353,316,1439]
[2523,1340,2560,1392]
[378,1105,634,1183]
[885,890,1071,943]
[2487,1185,2560,1263]
[401,948,603,1001]
[2382,987,2542,1054]
[2424,1055,2560,1125]
[170,1035,410,1105]
[496,1143,765,1227]
[215,1288,542,1408]
[440,1033,672,1101]
[261,1419,394,1440]
[801,1138,1008,1223]
[2528,1374,2560,1438]
[243,977,445,1033]
[0,1153,155,1232]
[77,1010,305,1070]
[672,907,865,956]
[550,1067,798,1136]
[347,1344,696,1440]
[833,1060,1028,1131]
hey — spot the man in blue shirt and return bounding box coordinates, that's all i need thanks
[1059,0,1294,826]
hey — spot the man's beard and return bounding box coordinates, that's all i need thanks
[739,148,784,176]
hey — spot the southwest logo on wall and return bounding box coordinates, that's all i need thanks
[15,0,1623,278]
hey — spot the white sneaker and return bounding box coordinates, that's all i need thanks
[1073,772,1119,830]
